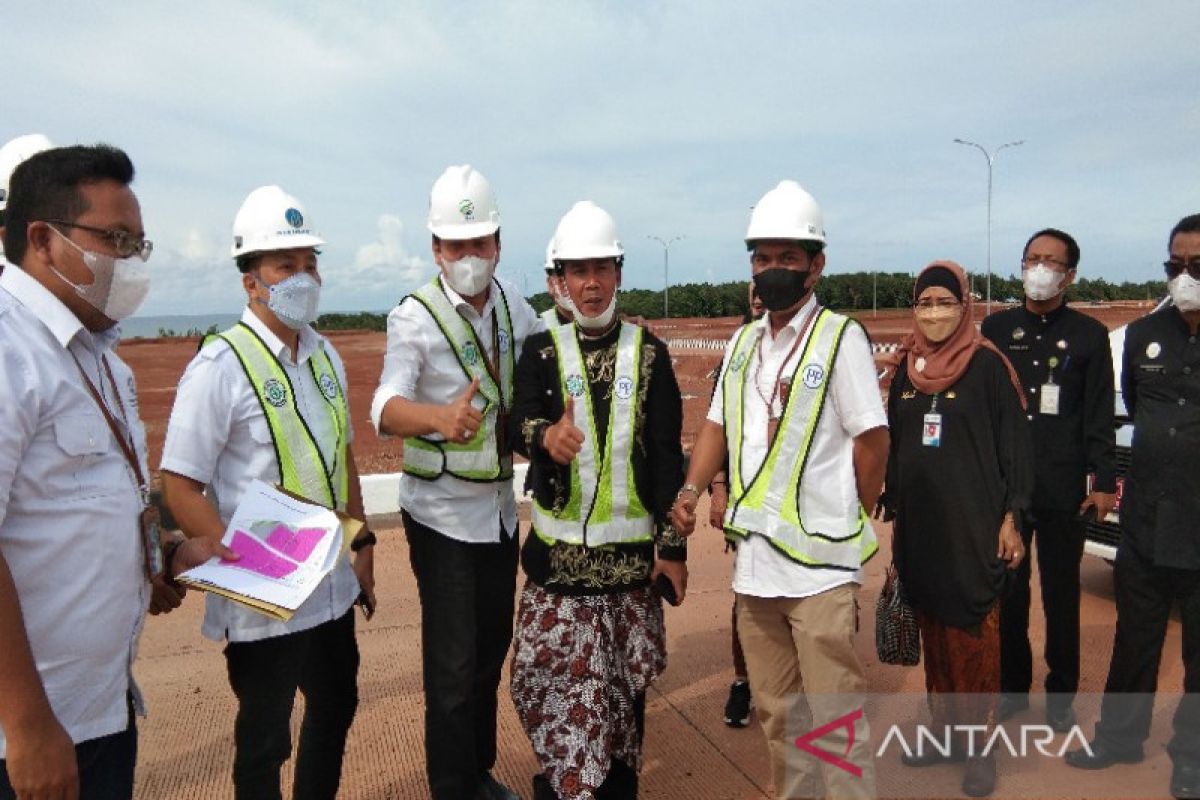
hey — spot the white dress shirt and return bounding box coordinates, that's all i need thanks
[0,264,148,755]
[160,308,359,643]
[371,276,543,543]
[708,295,887,598]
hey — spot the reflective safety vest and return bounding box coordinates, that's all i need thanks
[722,309,878,569]
[540,307,561,328]
[402,277,515,483]
[532,321,653,546]
[205,323,349,509]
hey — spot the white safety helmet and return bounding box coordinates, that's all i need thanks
[549,201,624,265]
[231,185,325,260]
[427,164,500,240]
[745,180,825,247]
[0,133,55,211]
[544,237,556,274]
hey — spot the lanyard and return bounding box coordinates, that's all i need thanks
[68,350,148,503]
[753,305,820,417]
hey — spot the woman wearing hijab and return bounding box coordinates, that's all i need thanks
[880,261,1034,797]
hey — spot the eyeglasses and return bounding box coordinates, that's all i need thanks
[913,298,961,310]
[1164,258,1200,280]
[1022,255,1070,270]
[42,220,154,261]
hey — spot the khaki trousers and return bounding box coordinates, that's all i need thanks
[738,586,876,800]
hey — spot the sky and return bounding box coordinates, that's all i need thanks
[3,1,1198,316]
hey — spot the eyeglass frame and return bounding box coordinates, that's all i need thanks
[40,219,154,262]
[913,298,962,310]
[1164,259,1200,280]
[1021,255,1072,271]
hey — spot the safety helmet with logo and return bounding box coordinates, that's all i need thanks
[745,180,825,249]
[0,133,54,213]
[427,164,500,241]
[544,237,556,274]
[230,185,326,261]
[549,201,624,268]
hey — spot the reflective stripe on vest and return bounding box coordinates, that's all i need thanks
[402,276,515,482]
[540,308,560,328]
[722,309,877,569]
[531,321,653,546]
[206,323,348,509]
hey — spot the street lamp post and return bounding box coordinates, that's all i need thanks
[648,235,683,318]
[953,137,1024,315]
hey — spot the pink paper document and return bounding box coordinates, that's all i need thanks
[229,530,298,579]
[265,525,327,562]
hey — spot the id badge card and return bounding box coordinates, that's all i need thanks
[922,413,943,447]
[1040,383,1061,416]
[140,505,163,581]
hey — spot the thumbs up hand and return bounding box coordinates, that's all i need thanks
[542,395,585,465]
[439,377,485,443]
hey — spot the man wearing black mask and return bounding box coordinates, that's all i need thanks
[671,181,888,799]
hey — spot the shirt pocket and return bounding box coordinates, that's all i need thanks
[248,417,274,445]
[48,414,125,501]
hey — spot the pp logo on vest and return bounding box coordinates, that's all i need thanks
[615,376,634,400]
[462,342,480,366]
[731,352,748,373]
[263,378,289,408]
[801,364,826,390]
[319,373,339,401]
[566,374,586,397]
[498,329,510,354]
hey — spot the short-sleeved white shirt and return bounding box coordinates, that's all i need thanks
[708,296,887,598]
[160,308,358,642]
[0,264,148,755]
[370,276,543,543]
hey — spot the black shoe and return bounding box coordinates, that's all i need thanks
[1046,703,1076,733]
[1064,739,1144,770]
[532,773,557,800]
[901,747,966,767]
[962,754,997,797]
[1172,762,1200,799]
[998,693,1030,722]
[724,679,752,728]
[478,773,521,800]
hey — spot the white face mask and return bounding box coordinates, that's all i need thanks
[1169,273,1200,312]
[572,293,618,331]
[50,228,150,321]
[257,272,321,330]
[1023,263,1067,302]
[549,275,576,315]
[442,255,495,297]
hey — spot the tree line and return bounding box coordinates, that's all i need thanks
[308,272,1166,331]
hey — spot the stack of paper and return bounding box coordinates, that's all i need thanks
[177,480,362,621]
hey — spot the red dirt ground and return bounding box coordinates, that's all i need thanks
[119,302,1151,475]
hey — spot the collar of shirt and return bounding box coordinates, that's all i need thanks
[239,306,321,365]
[439,275,497,322]
[761,293,818,347]
[1020,299,1069,328]
[0,260,107,351]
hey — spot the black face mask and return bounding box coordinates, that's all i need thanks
[753,268,810,312]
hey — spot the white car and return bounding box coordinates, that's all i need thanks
[1083,298,1171,562]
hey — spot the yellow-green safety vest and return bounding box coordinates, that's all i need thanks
[532,321,653,546]
[402,276,515,483]
[205,323,349,510]
[539,307,560,328]
[722,309,878,569]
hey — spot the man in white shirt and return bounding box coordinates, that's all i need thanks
[0,144,231,799]
[161,185,373,800]
[372,165,541,800]
[672,181,888,800]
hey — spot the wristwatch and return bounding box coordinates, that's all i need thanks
[350,529,378,552]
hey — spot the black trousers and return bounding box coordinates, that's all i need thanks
[1000,508,1085,700]
[404,510,519,800]
[0,715,136,800]
[1095,541,1200,765]
[224,609,360,800]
